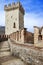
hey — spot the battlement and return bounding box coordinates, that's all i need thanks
[34,26,39,29]
[0,35,9,42]
[34,26,43,29]
[4,2,25,14]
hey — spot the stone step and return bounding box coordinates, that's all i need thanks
[0,46,10,49]
[0,48,10,52]
[0,41,11,57]
[0,45,10,48]
[0,51,11,57]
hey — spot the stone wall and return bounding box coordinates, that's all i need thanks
[8,39,43,65]
[10,28,27,43]
[10,28,33,43]
[13,47,43,65]
[34,26,43,47]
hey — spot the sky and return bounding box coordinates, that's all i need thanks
[0,0,43,32]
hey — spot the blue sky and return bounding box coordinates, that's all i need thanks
[0,0,43,32]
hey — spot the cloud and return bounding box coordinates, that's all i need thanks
[24,13,43,32]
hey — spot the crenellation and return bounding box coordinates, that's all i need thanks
[8,3,11,6]
[34,26,39,29]
[4,2,24,14]
[12,2,15,5]
[4,5,7,8]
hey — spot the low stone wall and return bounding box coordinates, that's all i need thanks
[13,47,43,65]
[8,39,43,65]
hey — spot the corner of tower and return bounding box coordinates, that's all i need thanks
[17,1,25,15]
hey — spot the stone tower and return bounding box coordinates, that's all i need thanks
[4,2,25,35]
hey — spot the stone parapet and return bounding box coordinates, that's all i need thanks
[4,2,25,14]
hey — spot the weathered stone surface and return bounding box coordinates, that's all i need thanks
[8,39,43,65]
[1,56,26,65]
[13,47,43,65]
[0,39,43,65]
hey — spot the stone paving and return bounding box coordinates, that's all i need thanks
[0,56,26,65]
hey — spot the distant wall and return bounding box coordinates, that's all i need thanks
[0,35,9,42]
[10,28,34,43]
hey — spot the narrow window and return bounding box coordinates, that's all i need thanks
[13,23,16,28]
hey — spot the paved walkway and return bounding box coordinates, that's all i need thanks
[0,56,26,65]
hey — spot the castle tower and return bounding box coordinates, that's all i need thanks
[4,2,25,35]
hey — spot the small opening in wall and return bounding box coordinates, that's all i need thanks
[13,23,16,28]
[38,35,42,40]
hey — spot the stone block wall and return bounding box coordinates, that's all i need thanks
[10,28,34,43]
[9,28,34,43]
[34,26,43,47]
[10,28,27,43]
